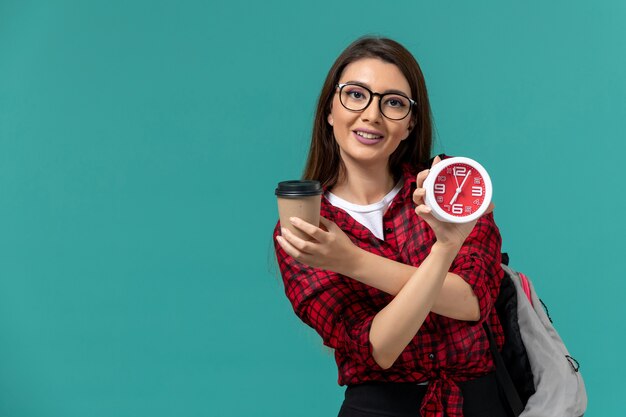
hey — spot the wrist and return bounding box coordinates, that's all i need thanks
[339,245,368,278]
[431,241,462,261]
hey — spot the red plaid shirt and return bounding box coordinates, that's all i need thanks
[273,165,505,417]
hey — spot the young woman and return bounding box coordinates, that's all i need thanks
[274,37,508,417]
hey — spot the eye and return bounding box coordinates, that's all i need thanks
[343,85,369,101]
[384,96,408,108]
[347,91,367,100]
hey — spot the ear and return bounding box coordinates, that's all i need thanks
[408,116,417,132]
[401,123,414,141]
[327,114,334,126]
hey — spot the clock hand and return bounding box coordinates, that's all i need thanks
[446,173,461,205]
[448,189,461,206]
[449,169,472,205]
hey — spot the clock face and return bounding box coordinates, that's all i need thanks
[424,157,492,223]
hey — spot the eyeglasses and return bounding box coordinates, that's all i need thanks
[336,83,416,120]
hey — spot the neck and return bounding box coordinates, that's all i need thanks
[331,160,396,205]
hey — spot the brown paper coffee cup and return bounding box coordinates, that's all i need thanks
[275,180,323,241]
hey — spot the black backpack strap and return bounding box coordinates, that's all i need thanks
[483,321,524,417]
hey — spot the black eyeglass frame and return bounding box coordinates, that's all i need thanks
[336,83,416,121]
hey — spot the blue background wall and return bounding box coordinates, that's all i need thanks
[1,1,623,416]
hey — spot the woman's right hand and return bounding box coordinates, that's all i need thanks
[275,216,361,276]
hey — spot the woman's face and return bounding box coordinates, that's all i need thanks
[328,58,413,171]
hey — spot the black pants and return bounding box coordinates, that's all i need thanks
[337,372,509,417]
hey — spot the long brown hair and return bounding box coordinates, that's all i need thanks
[302,36,433,188]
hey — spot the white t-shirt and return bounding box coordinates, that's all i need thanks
[325,181,403,241]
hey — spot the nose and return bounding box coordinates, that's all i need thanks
[360,95,383,123]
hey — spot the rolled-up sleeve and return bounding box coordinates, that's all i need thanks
[449,213,504,323]
[273,224,383,370]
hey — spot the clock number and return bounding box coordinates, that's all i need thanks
[452,204,463,215]
[453,166,467,177]
[471,186,483,197]
[434,183,446,194]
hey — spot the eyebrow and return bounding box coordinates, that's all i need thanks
[342,81,411,97]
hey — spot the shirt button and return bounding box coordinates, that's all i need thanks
[428,354,435,360]
[385,227,393,234]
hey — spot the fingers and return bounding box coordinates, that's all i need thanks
[318,216,338,233]
[318,216,333,226]
[414,158,433,204]
[289,217,327,241]
[279,227,315,253]
[416,169,429,188]
[414,204,440,231]
[276,219,337,269]
[276,227,317,264]
[413,187,426,205]
[276,232,302,259]
[415,155,442,188]
[414,204,433,219]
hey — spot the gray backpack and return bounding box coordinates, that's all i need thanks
[485,262,588,417]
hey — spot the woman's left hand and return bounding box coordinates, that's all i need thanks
[413,156,494,251]
[276,216,361,275]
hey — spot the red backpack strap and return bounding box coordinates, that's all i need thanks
[519,272,533,306]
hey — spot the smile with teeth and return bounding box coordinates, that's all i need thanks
[355,131,383,139]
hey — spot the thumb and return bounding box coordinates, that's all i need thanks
[319,216,335,232]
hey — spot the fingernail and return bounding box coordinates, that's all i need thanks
[281,227,287,235]
[289,217,297,223]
